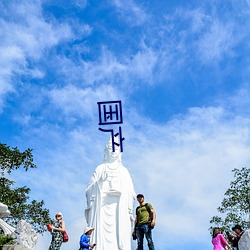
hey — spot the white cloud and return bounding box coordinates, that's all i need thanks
[48,84,122,121]
[223,84,250,115]
[81,45,158,87]
[196,20,235,63]
[0,1,74,111]
[188,8,210,33]
[0,2,73,58]
[112,0,148,26]
[73,0,87,9]
[82,48,127,85]
[159,7,240,67]
[127,43,158,84]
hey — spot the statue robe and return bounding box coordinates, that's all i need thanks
[85,163,135,250]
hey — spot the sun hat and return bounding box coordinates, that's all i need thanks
[232,225,243,231]
[84,227,95,234]
[55,212,63,218]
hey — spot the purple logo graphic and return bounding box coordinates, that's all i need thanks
[98,101,125,152]
[97,101,123,125]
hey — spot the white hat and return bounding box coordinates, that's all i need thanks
[55,212,63,218]
[84,227,94,234]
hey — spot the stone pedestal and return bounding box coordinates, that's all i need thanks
[2,246,26,250]
[238,229,250,250]
[0,204,37,250]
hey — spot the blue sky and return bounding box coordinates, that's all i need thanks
[1,0,250,249]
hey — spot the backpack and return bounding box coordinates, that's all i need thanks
[136,203,154,229]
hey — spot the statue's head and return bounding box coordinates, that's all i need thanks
[103,136,122,163]
[0,202,10,218]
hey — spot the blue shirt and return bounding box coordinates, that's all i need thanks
[79,234,90,250]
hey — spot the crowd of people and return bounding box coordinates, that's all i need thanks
[47,207,247,250]
[47,193,156,250]
[212,224,245,250]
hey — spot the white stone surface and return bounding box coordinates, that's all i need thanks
[85,137,136,250]
[2,245,26,250]
[0,218,15,235]
[0,204,37,250]
[0,203,11,218]
[13,220,38,250]
[239,229,250,250]
[0,203,15,235]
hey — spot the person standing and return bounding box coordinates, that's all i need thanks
[79,227,96,250]
[49,212,66,250]
[231,225,244,250]
[211,227,232,250]
[133,194,156,250]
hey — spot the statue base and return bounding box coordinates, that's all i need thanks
[1,245,26,250]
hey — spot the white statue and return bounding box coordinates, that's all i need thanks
[239,229,250,250]
[85,137,136,250]
[0,202,11,218]
[0,202,15,235]
[13,220,38,250]
[0,203,37,250]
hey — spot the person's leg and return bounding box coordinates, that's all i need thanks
[49,238,55,250]
[145,225,155,250]
[53,238,62,250]
[136,224,146,250]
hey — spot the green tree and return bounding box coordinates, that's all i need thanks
[210,167,250,232]
[0,143,52,233]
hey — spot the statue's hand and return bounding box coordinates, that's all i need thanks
[101,171,108,181]
[87,196,95,209]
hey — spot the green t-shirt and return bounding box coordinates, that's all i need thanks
[136,203,153,225]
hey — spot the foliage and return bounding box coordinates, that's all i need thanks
[0,143,52,233]
[0,234,14,246]
[0,144,36,176]
[210,167,250,233]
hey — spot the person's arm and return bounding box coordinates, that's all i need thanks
[80,234,91,248]
[219,234,232,250]
[225,241,232,250]
[132,214,138,235]
[229,233,237,239]
[89,243,96,249]
[150,208,156,227]
[52,221,65,232]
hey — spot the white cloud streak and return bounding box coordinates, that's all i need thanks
[0,0,74,111]
[81,45,158,87]
[48,84,122,120]
[112,0,148,26]
[196,20,235,63]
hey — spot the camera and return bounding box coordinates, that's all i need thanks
[132,231,137,240]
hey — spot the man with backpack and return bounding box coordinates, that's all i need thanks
[132,194,156,250]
